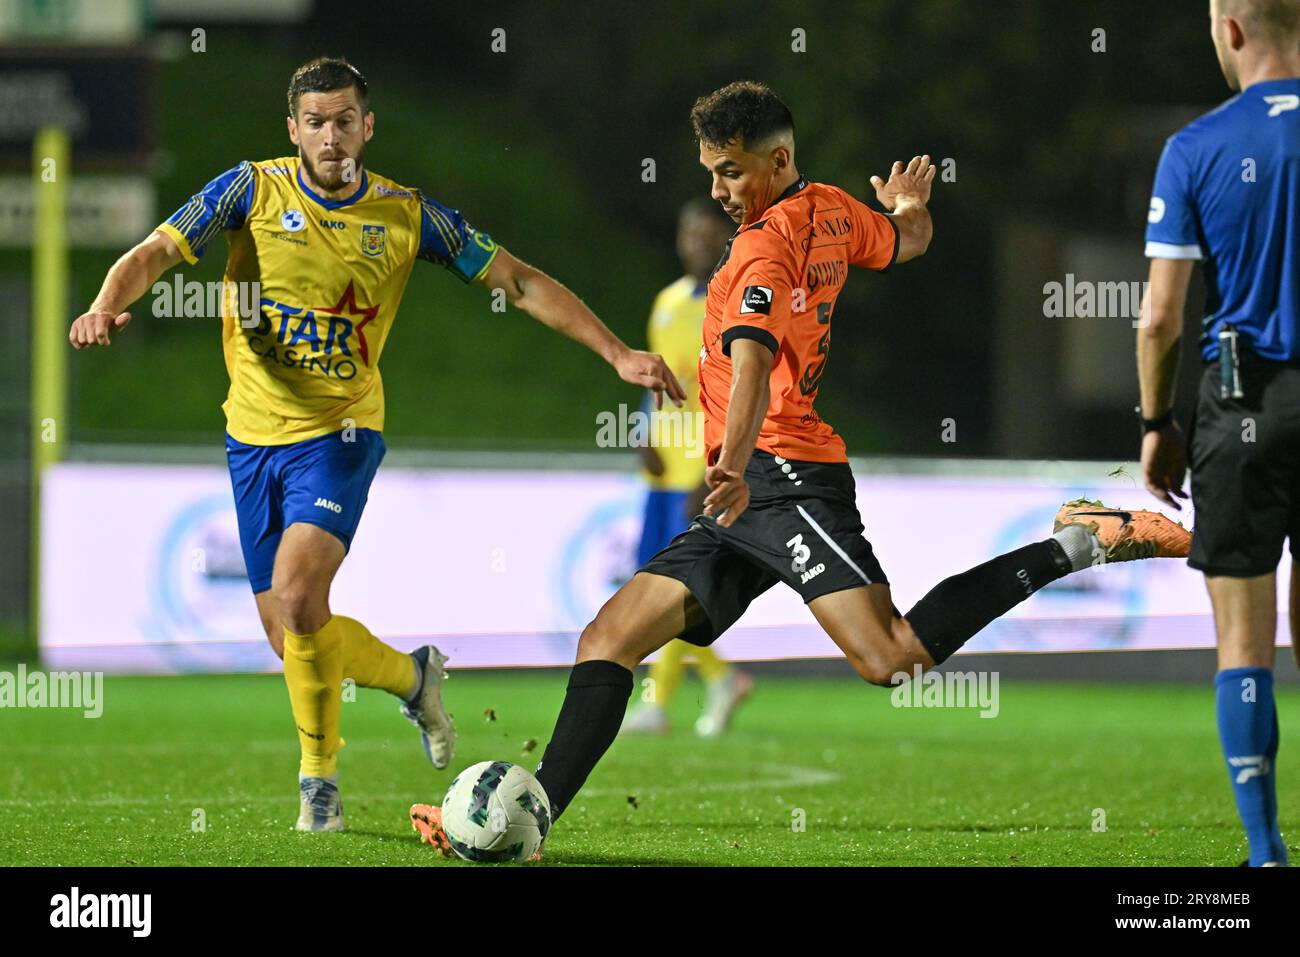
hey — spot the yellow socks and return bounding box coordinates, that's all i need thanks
[649,639,687,705]
[282,616,344,779]
[336,614,418,699]
[692,644,729,684]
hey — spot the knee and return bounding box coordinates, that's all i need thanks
[846,650,912,688]
[576,615,632,665]
[273,577,322,635]
[843,625,929,688]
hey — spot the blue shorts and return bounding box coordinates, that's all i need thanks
[225,428,386,593]
[637,489,692,567]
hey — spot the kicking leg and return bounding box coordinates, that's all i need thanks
[1208,572,1286,866]
[256,577,421,708]
[812,498,1191,681]
[536,571,706,821]
[814,537,1078,681]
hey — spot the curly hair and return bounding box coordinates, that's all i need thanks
[287,56,369,117]
[690,80,794,151]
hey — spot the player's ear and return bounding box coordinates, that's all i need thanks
[770,144,791,175]
[286,113,299,146]
[363,111,374,143]
[1227,16,1246,51]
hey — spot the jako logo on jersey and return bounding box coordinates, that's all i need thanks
[1264,94,1299,117]
[246,279,380,379]
[1148,196,1166,224]
[313,497,343,513]
[281,209,305,232]
[319,218,345,230]
[739,285,773,314]
[361,224,386,257]
[799,562,825,584]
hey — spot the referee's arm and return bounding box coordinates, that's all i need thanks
[1137,257,1195,509]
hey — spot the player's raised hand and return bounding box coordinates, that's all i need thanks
[702,464,750,528]
[1140,423,1189,511]
[614,349,686,409]
[870,155,936,211]
[69,309,133,349]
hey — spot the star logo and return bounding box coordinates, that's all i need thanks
[314,280,380,365]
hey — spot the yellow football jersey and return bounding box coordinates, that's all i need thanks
[156,155,498,445]
[644,275,707,491]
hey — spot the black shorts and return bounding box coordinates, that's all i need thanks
[1188,353,1300,577]
[640,450,888,645]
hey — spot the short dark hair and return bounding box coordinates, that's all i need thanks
[287,56,369,117]
[690,80,794,151]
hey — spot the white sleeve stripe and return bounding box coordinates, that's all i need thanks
[1145,241,1204,260]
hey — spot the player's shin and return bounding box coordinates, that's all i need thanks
[336,614,419,698]
[905,539,1074,665]
[1215,667,1288,865]
[283,618,345,778]
[535,660,634,821]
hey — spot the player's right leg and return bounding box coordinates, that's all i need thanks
[532,571,708,820]
[412,570,706,856]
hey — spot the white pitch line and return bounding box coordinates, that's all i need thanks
[0,764,840,809]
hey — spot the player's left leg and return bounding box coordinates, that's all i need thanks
[804,500,1190,682]
[1207,571,1286,866]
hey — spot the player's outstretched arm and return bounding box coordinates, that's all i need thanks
[870,154,935,264]
[703,337,771,528]
[70,230,185,349]
[477,247,686,408]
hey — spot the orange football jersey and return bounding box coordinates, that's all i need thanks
[699,176,899,464]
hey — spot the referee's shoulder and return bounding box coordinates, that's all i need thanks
[1170,92,1244,146]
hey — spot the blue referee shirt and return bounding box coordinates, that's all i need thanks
[1145,78,1300,361]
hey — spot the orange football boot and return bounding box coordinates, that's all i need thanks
[1054,497,1191,562]
[409,804,453,857]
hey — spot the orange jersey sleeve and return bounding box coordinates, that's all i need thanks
[842,189,900,271]
[718,224,798,362]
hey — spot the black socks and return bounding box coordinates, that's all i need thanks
[535,659,634,822]
[905,540,1071,665]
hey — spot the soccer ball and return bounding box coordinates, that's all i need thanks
[441,760,551,862]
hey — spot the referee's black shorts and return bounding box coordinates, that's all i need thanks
[639,450,888,645]
[1188,351,1300,577]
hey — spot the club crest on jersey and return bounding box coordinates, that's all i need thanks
[739,285,773,315]
[360,224,386,257]
[280,209,305,232]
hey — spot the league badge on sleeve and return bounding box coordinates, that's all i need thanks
[740,285,773,314]
[361,224,387,257]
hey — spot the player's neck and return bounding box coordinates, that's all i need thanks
[301,163,366,202]
[765,167,801,211]
[1236,52,1300,91]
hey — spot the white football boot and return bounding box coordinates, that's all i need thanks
[400,645,457,769]
[296,775,345,832]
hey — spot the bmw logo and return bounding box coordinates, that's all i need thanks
[281,209,305,232]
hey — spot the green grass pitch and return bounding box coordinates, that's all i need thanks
[2,669,1294,866]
